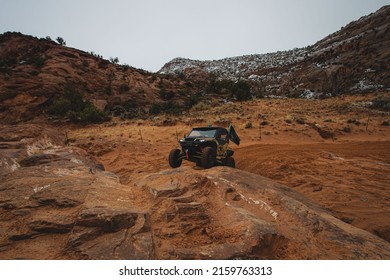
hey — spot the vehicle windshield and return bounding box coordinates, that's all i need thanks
[187,129,217,138]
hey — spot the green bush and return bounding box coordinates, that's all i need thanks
[233,80,252,101]
[149,101,182,116]
[56,37,66,46]
[29,56,45,68]
[48,84,110,123]
[159,89,175,100]
[190,101,211,111]
[163,100,182,115]
[47,97,72,116]
[119,83,130,93]
[122,63,130,71]
[208,77,235,94]
[149,103,162,115]
[63,85,85,112]
[109,57,119,64]
[371,95,390,111]
[69,103,110,124]
[82,60,89,68]
[185,93,201,109]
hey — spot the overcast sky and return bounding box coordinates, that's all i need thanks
[1,0,388,72]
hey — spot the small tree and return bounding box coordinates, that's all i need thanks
[109,57,119,64]
[56,37,66,46]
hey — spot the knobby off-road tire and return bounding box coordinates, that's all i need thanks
[201,147,216,169]
[225,157,235,168]
[169,148,182,168]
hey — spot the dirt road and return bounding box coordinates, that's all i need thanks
[236,141,390,241]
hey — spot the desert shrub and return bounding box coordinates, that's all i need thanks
[347,119,361,126]
[119,83,130,93]
[29,56,45,68]
[82,60,89,68]
[62,85,86,112]
[123,108,147,119]
[185,93,201,109]
[149,74,158,83]
[149,103,162,115]
[190,101,211,111]
[233,80,252,101]
[109,57,119,64]
[48,84,109,123]
[159,89,175,101]
[122,63,130,71]
[98,59,109,69]
[371,95,390,111]
[68,103,110,124]
[209,78,235,94]
[149,101,182,115]
[56,37,66,46]
[0,55,16,68]
[47,97,72,116]
[162,100,182,115]
[244,122,253,129]
[123,99,137,109]
[342,127,352,133]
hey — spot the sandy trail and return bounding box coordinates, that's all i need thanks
[236,141,390,241]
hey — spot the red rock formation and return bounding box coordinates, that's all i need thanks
[0,125,389,259]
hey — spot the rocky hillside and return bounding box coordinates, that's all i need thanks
[0,33,191,124]
[159,5,390,98]
[1,6,389,124]
[1,124,389,259]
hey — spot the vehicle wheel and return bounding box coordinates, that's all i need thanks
[168,148,182,168]
[201,147,215,169]
[225,157,235,168]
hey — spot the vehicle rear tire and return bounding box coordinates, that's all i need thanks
[201,147,215,169]
[225,157,235,168]
[169,148,182,168]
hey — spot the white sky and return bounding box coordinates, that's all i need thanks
[0,0,388,72]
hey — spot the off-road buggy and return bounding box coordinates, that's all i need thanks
[168,124,240,169]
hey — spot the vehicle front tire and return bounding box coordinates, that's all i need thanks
[201,147,215,169]
[169,148,182,168]
[225,157,235,168]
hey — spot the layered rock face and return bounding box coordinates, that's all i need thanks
[0,125,389,259]
[0,124,151,259]
[135,168,390,259]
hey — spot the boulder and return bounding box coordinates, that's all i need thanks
[0,124,148,259]
[135,167,390,260]
[76,207,137,232]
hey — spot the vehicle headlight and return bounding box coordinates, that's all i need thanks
[198,139,206,142]
[179,139,185,142]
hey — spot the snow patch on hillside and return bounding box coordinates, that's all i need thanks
[159,48,311,81]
